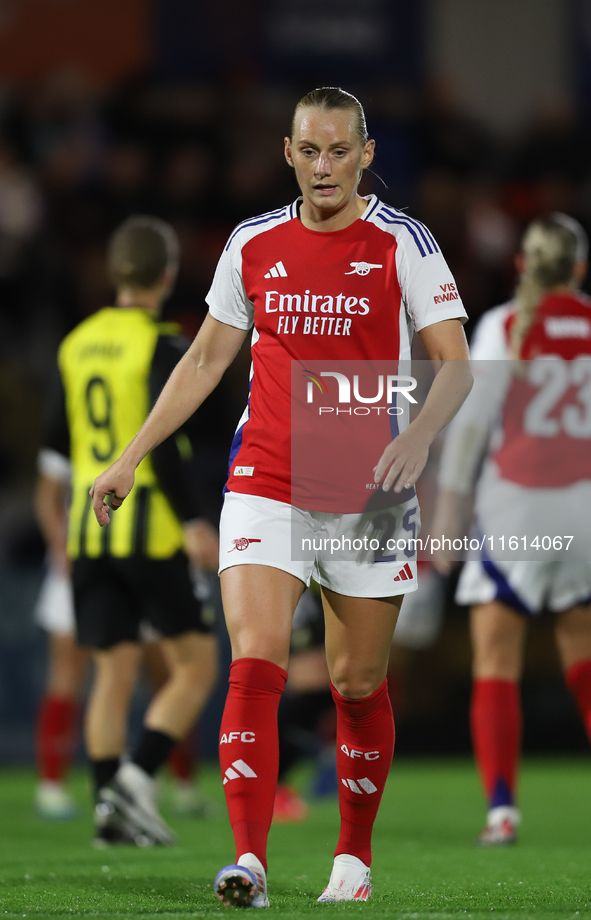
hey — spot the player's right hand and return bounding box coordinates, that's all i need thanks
[90,459,135,527]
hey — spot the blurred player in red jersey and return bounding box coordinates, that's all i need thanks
[434,214,591,844]
[90,87,472,904]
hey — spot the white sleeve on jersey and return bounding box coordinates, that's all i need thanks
[395,232,468,332]
[469,302,513,360]
[37,447,71,483]
[206,237,254,331]
[437,304,513,493]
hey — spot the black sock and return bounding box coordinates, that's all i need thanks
[132,728,177,777]
[91,757,120,798]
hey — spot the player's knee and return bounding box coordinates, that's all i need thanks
[166,634,218,676]
[557,605,591,637]
[173,655,218,688]
[230,627,289,667]
[94,643,141,688]
[475,633,520,670]
[330,662,384,699]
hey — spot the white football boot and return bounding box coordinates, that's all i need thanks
[214,851,269,908]
[99,762,175,845]
[34,781,77,820]
[477,805,520,846]
[317,854,373,902]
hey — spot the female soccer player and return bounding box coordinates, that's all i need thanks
[434,213,591,845]
[91,88,471,904]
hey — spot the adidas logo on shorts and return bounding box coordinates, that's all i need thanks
[222,760,257,784]
[393,563,413,582]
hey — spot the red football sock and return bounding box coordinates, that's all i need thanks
[470,678,521,808]
[168,732,196,782]
[332,679,395,867]
[565,659,591,742]
[36,695,79,783]
[219,657,287,870]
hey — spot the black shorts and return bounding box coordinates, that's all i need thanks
[290,587,325,653]
[73,552,214,650]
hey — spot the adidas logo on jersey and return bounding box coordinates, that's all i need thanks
[222,759,257,784]
[341,777,378,794]
[234,466,254,476]
[264,261,288,278]
[393,563,413,582]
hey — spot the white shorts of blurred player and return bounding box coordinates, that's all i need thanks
[456,559,591,616]
[34,567,75,635]
[456,462,591,615]
[393,564,445,648]
[473,462,591,564]
[219,491,419,598]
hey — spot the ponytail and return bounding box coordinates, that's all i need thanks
[511,214,588,358]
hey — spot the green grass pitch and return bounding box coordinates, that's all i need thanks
[0,758,589,919]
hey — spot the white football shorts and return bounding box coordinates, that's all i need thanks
[219,491,420,598]
[456,460,591,614]
[456,558,591,615]
[473,462,591,563]
[34,566,76,635]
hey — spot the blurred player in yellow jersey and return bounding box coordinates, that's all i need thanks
[43,216,219,845]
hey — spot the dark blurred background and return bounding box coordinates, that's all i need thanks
[1,0,591,763]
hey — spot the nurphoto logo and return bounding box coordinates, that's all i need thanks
[302,369,418,416]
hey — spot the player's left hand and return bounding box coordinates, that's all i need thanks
[373,427,430,493]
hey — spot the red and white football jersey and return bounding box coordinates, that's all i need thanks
[206,196,467,510]
[469,291,591,488]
